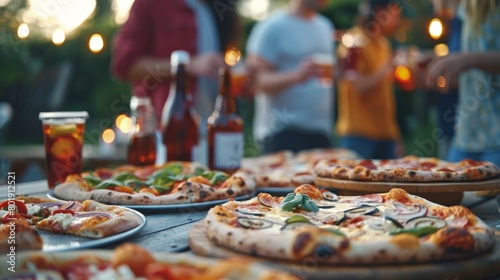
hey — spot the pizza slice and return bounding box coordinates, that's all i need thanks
[0,213,43,253]
[0,197,142,242]
[35,200,142,238]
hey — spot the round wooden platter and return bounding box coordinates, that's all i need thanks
[314,176,500,193]
[189,221,500,280]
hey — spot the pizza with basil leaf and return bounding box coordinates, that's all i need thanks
[203,185,495,264]
[53,162,255,205]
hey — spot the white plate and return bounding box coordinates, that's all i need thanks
[38,207,146,252]
[47,190,256,211]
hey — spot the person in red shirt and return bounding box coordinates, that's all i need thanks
[111,0,240,120]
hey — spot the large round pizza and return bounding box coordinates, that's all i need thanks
[52,162,255,205]
[203,184,495,264]
[314,156,500,182]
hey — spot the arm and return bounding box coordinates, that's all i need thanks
[425,52,500,92]
[124,53,224,84]
[346,63,393,95]
[111,1,224,84]
[246,55,319,95]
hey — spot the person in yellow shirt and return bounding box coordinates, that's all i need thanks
[336,0,402,159]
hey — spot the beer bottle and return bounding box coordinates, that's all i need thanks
[161,51,200,162]
[127,95,157,166]
[207,66,243,173]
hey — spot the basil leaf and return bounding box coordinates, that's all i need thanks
[152,163,183,177]
[209,172,229,185]
[389,226,439,237]
[201,171,229,185]
[124,180,149,191]
[82,175,101,187]
[151,183,174,194]
[96,179,124,189]
[112,171,138,182]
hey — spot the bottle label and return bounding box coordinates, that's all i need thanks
[214,132,243,169]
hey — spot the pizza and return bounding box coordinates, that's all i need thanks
[0,196,142,252]
[315,156,500,182]
[53,161,255,205]
[203,184,495,264]
[241,149,359,188]
[2,243,299,280]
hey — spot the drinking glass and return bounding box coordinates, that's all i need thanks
[39,111,88,189]
[311,53,335,88]
[230,61,248,97]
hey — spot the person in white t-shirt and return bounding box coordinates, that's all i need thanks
[246,0,335,154]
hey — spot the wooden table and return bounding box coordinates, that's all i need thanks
[1,179,499,254]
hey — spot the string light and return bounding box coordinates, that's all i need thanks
[89,33,104,53]
[102,128,116,144]
[52,29,66,46]
[17,23,29,39]
[429,18,443,40]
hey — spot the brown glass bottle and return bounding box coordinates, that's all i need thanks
[207,67,244,173]
[127,96,157,166]
[161,51,200,162]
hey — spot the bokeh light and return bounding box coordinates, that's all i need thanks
[436,76,447,88]
[434,43,449,57]
[224,48,242,66]
[17,23,29,39]
[429,18,443,40]
[52,28,65,46]
[116,114,132,134]
[102,128,116,144]
[89,34,104,53]
[395,65,411,83]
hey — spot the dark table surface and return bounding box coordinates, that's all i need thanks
[1,179,498,254]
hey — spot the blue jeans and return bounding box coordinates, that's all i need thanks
[448,146,500,166]
[340,136,397,159]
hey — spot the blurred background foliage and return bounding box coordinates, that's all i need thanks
[0,0,444,157]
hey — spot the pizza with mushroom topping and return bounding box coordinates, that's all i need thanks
[204,185,495,264]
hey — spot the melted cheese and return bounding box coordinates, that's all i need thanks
[46,213,75,230]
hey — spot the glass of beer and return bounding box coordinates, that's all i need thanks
[230,61,248,97]
[39,112,88,189]
[311,53,334,88]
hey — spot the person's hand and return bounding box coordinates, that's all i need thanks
[425,53,469,93]
[294,58,322,83]
[189,52,225,80]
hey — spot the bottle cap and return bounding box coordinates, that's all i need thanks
[171,50,190,67]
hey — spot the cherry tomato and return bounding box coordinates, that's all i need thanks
[0,200,28,214]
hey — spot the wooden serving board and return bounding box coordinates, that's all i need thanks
[314,176,500,193]
[314,177,500,206]
[189,221,500,280]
